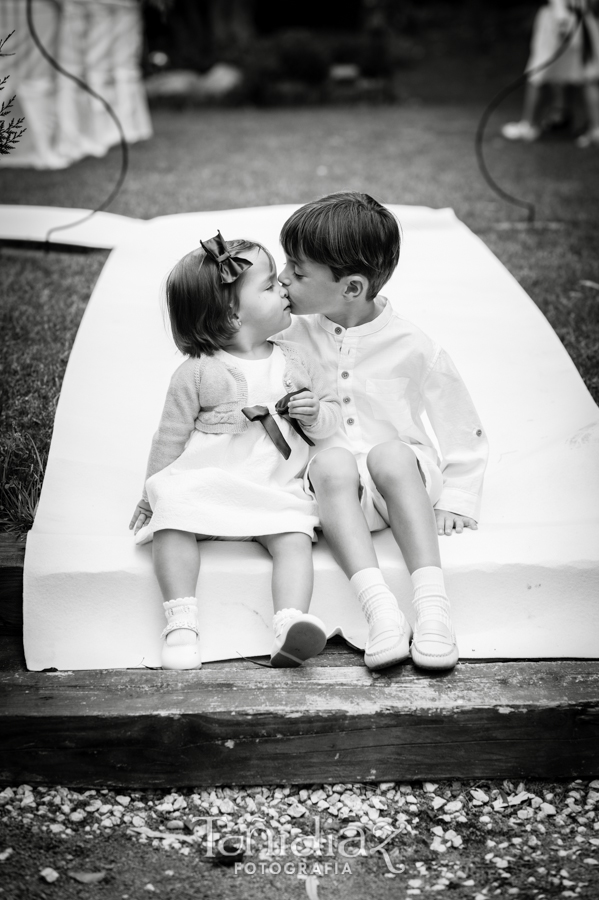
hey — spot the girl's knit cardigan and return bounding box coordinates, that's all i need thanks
[142,340,341,499]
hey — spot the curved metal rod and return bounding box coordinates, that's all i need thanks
[25,0,129,244]
[475,11,583,223]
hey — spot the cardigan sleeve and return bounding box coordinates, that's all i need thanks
[141,358,200,502]
[289,344,342,439]
[421,347,489,521]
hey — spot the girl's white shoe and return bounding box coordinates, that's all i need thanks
[161,597,202,670]
[270,608,328,667]
[501,121,541,142]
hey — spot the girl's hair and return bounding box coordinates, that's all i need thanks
[165,238,273,356]
[280,191,401,301]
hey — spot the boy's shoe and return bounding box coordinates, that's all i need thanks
[270,608,328,667]
[364,611,412,670]
[501,121,541,142]
[161,597,202,670]
[411,620,458,671]
[575,128,599,148]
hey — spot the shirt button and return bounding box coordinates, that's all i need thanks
[476,428,482,437]
[347,417,355,425]
[335,327,342,335]
[343,396,350,403]
[341,371,349,379]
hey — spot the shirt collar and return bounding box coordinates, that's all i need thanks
[316,296,393,336]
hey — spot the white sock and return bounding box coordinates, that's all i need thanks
[411,567,452,628]
[351,567,403,644]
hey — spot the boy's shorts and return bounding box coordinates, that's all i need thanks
[306,441,444,534]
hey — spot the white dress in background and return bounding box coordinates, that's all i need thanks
[0,0,152,169]
[527,1,599,85]
[136,346,320,545]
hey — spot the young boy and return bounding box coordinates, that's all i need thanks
[277,192,489,671]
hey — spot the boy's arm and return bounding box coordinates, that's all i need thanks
[422,348,489,522]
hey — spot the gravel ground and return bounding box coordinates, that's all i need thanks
[1,779,598,899]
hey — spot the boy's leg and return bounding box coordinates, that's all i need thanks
[367,441,458,670]
[309,449,411,669]
[152,528,202,669]
[257,532,326,667]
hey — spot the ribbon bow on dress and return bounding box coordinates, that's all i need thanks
[242,389,316,460]
[200,231,253,284]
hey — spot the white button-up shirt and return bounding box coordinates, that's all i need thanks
[281,298,489,520]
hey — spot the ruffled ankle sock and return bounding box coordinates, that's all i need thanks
[351,568,411,669]
[161,596,201,670]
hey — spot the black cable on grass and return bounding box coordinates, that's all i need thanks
[475,9,584,224]
[25,0,129,246]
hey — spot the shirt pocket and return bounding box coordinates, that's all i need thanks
[365,376,413,429]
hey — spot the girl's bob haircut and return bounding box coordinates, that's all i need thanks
[280,191,401,301]
[165,238,274,357]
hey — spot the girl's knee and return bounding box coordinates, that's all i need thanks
[265,531,311,557]
[309,448,359,491]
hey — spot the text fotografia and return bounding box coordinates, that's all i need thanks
[235,860,352,876]
[199,815,404,876]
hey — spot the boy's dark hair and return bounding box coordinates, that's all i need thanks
[165,239,273,356]
[280,192,401,300]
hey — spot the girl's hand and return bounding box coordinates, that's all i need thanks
[435,509,478,536]
[287,390,320,426]
[130,499,153,534]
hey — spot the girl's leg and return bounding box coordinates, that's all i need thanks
[152,528,202,668]
[309,449,411,670]
[367,441,458,671]
[257,532,313,613]
[501,82,542,141]
[257,532,326,667]
[577,81,599,145]
[522,82,543,127]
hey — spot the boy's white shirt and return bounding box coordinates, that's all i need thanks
[278,297,489,521]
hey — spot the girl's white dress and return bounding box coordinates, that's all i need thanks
[527,3,599,85]
[135,345,319,544]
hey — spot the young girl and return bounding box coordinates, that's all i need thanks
[129,232,341,670]
[502,0,599,147]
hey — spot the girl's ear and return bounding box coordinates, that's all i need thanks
[343,275,368,300]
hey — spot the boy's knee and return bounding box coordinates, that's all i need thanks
[367,440,419,485]
[309,449,359,492]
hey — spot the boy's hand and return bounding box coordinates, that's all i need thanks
[435,509,478,536]
[287,390,320,426]
[130,499,153,534]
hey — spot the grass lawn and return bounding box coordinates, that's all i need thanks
[1,102,598,532]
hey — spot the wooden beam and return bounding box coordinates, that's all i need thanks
[0,535,25,635]
[1,646,597,787]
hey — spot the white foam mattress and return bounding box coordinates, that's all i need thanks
[21,204,599,669]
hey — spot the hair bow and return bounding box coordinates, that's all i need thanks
[199,231,253,284]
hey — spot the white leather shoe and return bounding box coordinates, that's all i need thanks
[270,609,327,667]
[364,612,412,670]
[411,619,458,671]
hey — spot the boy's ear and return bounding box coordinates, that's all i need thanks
[342,274,369,301]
